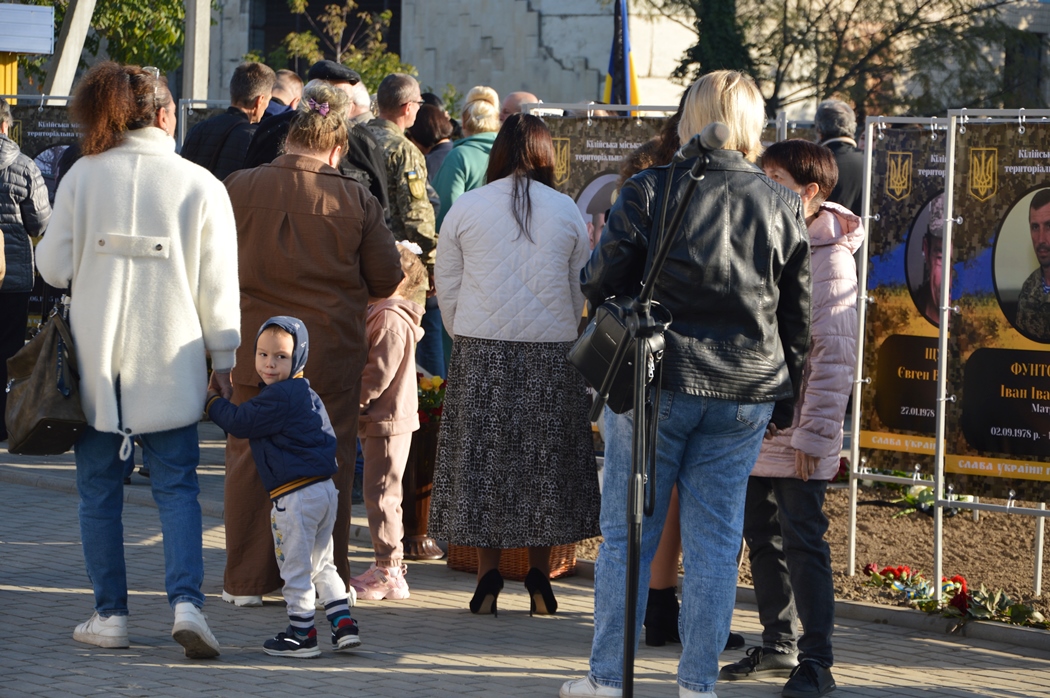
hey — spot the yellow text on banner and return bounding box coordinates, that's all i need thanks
[946,455,1050,482]
[858,430,936,455]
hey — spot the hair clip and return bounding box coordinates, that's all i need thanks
[396,240,423,255]
[307,98,330,116]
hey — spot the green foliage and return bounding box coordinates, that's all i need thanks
[278,2,414,92]
[673,0,752,79]
[17,0,187,90]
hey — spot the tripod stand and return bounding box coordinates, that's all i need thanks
[586,123,728,698]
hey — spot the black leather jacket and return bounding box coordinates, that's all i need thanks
[581,150,812,427]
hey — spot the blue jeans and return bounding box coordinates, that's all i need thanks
[589,391,773,693]
[416,295,445,377]
[75,422,205,615]
[745,476,834,667]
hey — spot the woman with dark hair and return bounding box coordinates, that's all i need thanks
[37,61,241,658]
[406,104,454,183]
[219,81,404,609]
[429,113,600,616]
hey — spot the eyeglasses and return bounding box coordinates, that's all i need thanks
[402,100,425,107]
[143,66,160,109]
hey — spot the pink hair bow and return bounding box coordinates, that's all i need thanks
[307,98,330,116]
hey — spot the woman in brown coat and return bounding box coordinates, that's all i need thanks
[220,81,403,603]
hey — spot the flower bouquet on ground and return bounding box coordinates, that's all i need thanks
[402,372,446,560]
[863,563,1047,629]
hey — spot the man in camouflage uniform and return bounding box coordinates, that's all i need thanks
[1016,189,1050,341]
[368,74,437,267]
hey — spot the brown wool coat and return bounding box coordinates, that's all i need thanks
[221,154,404,593]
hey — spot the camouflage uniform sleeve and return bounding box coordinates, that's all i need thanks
[392,141,438,268]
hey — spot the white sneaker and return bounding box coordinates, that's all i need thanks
[73,612,129,649]
[679,686,717,697]
[172,602,220,658]
[221,590,263,607]
[559,676,622,697]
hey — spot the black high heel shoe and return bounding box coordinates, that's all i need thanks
[524,567,558,616]
[469,568,504,617]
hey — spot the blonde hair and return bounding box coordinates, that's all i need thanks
[286,82,350,155]
[461,86,501,135]
[678,70,765,162]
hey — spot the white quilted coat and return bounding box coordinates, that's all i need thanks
[435,176,589,342]
[750,202,864,480]
[36,127,241,442]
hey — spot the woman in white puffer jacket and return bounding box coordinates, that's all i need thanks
[720,139,864,698]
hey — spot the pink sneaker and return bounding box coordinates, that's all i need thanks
[349,563,411,600]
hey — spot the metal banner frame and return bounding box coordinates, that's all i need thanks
[849,112,1050,602]
[176,98,228,150]
[931,109,1050,600]
[848,116,951,575]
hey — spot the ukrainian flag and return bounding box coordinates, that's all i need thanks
[602,0,640,108]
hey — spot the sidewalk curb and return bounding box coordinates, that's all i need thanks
[9,467,1048,652]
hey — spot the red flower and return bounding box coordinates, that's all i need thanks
[880,566,898,579]
[947,575,969,613]
[950,575,968,595]
[863,562,879,576]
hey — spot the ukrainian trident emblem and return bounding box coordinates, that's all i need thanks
[886,152,912,201]
[969,148,997,202]
[553,138,571,187]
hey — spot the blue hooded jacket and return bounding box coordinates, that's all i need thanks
[207,316,338,499]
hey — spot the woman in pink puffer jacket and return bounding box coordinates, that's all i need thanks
[720,139,864,698]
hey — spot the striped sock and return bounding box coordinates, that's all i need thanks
[324,599,351,628]
[288,612,315,637]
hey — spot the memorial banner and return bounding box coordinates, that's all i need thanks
[944,120,1050,500]
[9,103,77,202]
[544,117,664,235]
[858,125,947,476]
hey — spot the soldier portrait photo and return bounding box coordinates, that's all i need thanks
[905,192,945,327]
[994,187,1050,342]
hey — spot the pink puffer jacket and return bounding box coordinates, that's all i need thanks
[750,202,864,480]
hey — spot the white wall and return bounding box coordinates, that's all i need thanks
[400,0,691,108]
[207,0,251,101]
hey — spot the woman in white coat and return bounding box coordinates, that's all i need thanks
[428,114,601,616]
[36,62,241,659]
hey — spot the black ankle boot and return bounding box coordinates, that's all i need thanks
[644,586,680,646]
[469,569,504,617]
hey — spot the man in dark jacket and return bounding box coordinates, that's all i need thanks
[243,61,389,212]
[0,98,52,439]
[181,62,275,179]
[815,99,864,216]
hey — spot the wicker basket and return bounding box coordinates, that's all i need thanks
[446,543,577,581]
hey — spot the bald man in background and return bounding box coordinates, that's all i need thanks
[500,91,539,121]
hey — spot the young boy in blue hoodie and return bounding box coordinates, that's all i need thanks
[206,316,359,658]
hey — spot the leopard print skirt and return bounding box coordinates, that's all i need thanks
[427,336,601,548]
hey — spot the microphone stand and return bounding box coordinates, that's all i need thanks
[588,149,716,698]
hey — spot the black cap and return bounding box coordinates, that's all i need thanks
[307,60,361,85]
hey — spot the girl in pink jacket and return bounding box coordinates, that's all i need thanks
[351,243,428,600]
[720,139,864,698]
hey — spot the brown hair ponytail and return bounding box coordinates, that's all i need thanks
[71,61,172,156]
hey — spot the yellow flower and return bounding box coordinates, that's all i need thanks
[431,376,444,389]
[419,376,433,391]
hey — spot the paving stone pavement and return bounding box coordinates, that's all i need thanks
[3,425,1050,696]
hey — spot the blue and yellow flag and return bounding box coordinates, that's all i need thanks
[602,0,639,108]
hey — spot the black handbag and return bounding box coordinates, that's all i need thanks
[567,297,670,414]
[5,304,88,455]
